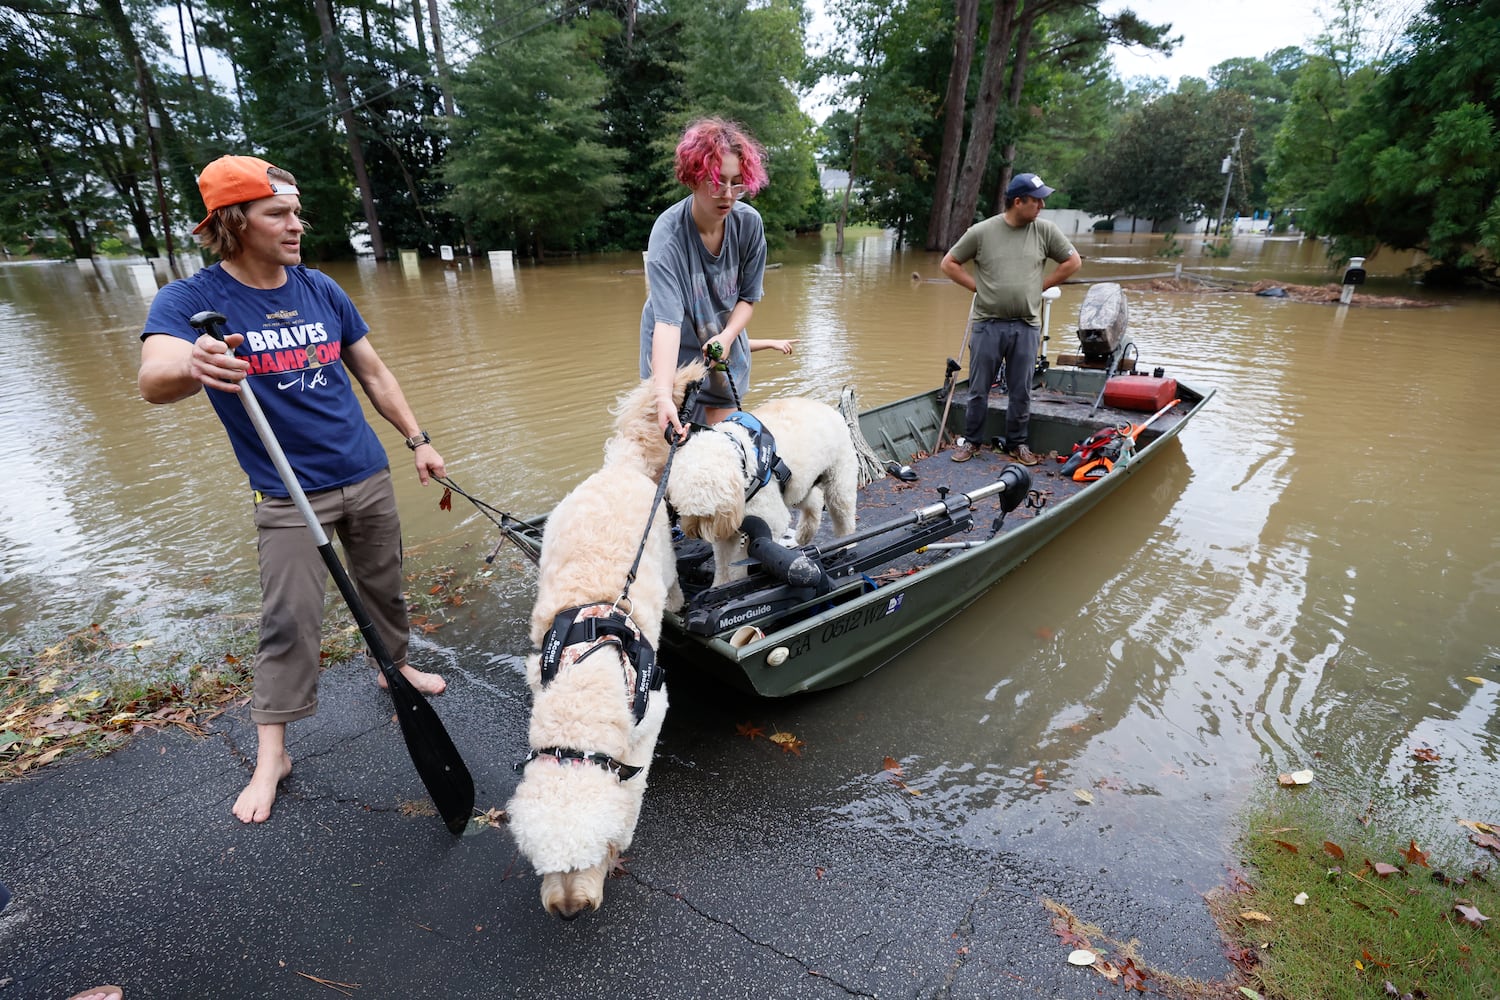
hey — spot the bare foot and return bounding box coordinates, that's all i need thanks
[377,664,447,696]
[232,750,292,824]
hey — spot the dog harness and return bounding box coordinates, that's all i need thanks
[518,602,664,781]
[720,411,791,502]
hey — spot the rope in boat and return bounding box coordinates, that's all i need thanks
[838,385,888,488]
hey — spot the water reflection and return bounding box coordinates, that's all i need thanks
[2,233,1497,902]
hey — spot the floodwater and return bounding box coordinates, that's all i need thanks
[2,230,1497,902]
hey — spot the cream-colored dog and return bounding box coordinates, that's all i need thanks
[667,396,858,586]
[507,365,700,919]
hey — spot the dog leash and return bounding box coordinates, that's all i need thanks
[433,475,540,566]
[704,340,742,411]
[618,378,702,608]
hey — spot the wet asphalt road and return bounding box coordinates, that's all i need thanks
[0,656,1233,1000]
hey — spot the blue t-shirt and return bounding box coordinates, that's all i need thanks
[141,264,388,497]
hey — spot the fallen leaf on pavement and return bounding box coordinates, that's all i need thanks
[1067,949,1096,966]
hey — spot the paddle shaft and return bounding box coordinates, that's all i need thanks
[187,310,473,834]
[933,294,976,453]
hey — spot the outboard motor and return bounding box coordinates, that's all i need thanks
[1076,282,1131,365]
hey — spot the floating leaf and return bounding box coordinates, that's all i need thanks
[882,756,903,774]
[1293,891,1309,905]
[1455,903,1490,927]
[1067,949,1097,966]
[1033,767,1048,787]
[1464,676,1487,685]
[1074,789,1094,805]
[1412,746,1441,762]
[1323,840,1346,860]
[1471,833,1500,854]
[1288,769,1313,784]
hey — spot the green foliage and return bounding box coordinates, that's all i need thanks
[596,0,687,251]
[203,0,359,260]
[671,0,818,244]
[1300,0,1500,284]
[1074,88,1258,229]
[1219,784,1500,1000]
[444,1,623,256]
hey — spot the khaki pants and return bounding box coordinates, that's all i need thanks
[249,468,407,725]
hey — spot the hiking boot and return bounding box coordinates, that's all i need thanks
[1007,444,1041,466]
[950,441,978,463]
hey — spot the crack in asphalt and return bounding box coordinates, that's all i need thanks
[629,874,878,997]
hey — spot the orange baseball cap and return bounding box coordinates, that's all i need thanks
[192,155,300,233]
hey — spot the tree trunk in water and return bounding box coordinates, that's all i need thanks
[315,0,386,260]
[837,81,873,256]
[25,120,94,258]
[924,0,979,251]
[947,0,1018,247]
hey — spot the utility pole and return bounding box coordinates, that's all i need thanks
[1216,128,1245,238]
[136,55,180,279]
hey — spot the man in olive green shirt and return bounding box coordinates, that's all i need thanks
[940,172,1081,465]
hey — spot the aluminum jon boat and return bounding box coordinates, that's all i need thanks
[507,283,1213,697]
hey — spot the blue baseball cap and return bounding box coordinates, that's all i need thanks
[1005,172,1055,200]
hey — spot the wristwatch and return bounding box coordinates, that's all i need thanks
[404,430,431,450]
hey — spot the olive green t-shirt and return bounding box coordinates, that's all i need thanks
[948,214,1075,325]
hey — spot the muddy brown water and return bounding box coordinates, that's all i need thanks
[3,230,1497,901]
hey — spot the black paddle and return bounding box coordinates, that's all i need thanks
[188,310,474,835]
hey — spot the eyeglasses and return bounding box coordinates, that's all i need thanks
[704,179,748,199]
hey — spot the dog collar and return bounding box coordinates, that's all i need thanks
[515,746,644,781]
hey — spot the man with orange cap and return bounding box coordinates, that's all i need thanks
[137,155,448,824]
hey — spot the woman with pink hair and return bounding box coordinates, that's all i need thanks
[639,117,795,437]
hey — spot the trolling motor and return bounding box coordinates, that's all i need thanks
[740,515,831,593]
[683,465,1035,636]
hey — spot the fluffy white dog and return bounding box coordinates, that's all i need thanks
[507,365,699,919]
[667,396,858,586]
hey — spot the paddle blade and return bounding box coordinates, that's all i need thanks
[385,670,475,834]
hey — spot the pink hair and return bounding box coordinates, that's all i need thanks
[673,118,768,196]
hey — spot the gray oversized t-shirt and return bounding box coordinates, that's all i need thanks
[638,196,767,408]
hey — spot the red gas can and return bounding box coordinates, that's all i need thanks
[1103,375,1178,412]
